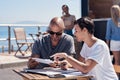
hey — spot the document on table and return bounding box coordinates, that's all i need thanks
[24,67,83,78]
[32,58,54,64]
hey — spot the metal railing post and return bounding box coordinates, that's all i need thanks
[8,26,11,54]
[38,26,40,33]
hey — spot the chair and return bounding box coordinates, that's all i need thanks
[114,65,120,73]
[14,28,33,56]
[113,65,120,79]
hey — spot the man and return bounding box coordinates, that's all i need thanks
[61,4,76,36]
[28,17,75,69]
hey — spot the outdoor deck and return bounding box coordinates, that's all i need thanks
[0,51,31,69]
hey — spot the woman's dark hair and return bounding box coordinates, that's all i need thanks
[74,17,94,34]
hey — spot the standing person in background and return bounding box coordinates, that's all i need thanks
[106,5,120,65]
[61,4,76,36]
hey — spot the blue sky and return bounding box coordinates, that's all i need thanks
[0,0,81,24]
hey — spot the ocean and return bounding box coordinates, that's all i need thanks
[0,26,48,53]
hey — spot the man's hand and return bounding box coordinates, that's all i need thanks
[27,58,39,69]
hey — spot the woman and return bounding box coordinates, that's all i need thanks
[106,5,120,65]
[51,17,118,80]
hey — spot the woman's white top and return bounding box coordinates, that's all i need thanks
[80,39,118,80]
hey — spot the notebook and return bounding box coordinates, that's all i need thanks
[24,67,82,78]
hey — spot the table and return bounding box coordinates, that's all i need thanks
[13,69,92,80]
[29,32,48,41]
[29,32,41,41]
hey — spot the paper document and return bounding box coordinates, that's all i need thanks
[44,67,79,74]
[32,58,53,64]
[63,72,82,77]
[24,67,83,78]
[24,69,61,75]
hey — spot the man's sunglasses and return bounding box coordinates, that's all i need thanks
[48,31,62,36]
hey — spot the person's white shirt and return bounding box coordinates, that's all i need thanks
[80,39,118,80]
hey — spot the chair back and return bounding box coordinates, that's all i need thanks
[113,65,120,73]
[14,28,27,42]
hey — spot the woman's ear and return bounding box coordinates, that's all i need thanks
[83,27,87,32]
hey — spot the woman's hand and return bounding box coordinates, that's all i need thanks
[49,60,68,70]
[50,53,71,70]
[49,61,61,68]
[60,61,68,70]
[51,52,68,61]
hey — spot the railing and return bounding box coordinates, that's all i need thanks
[0,24,48,54]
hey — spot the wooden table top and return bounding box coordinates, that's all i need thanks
[13,69,93,80]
